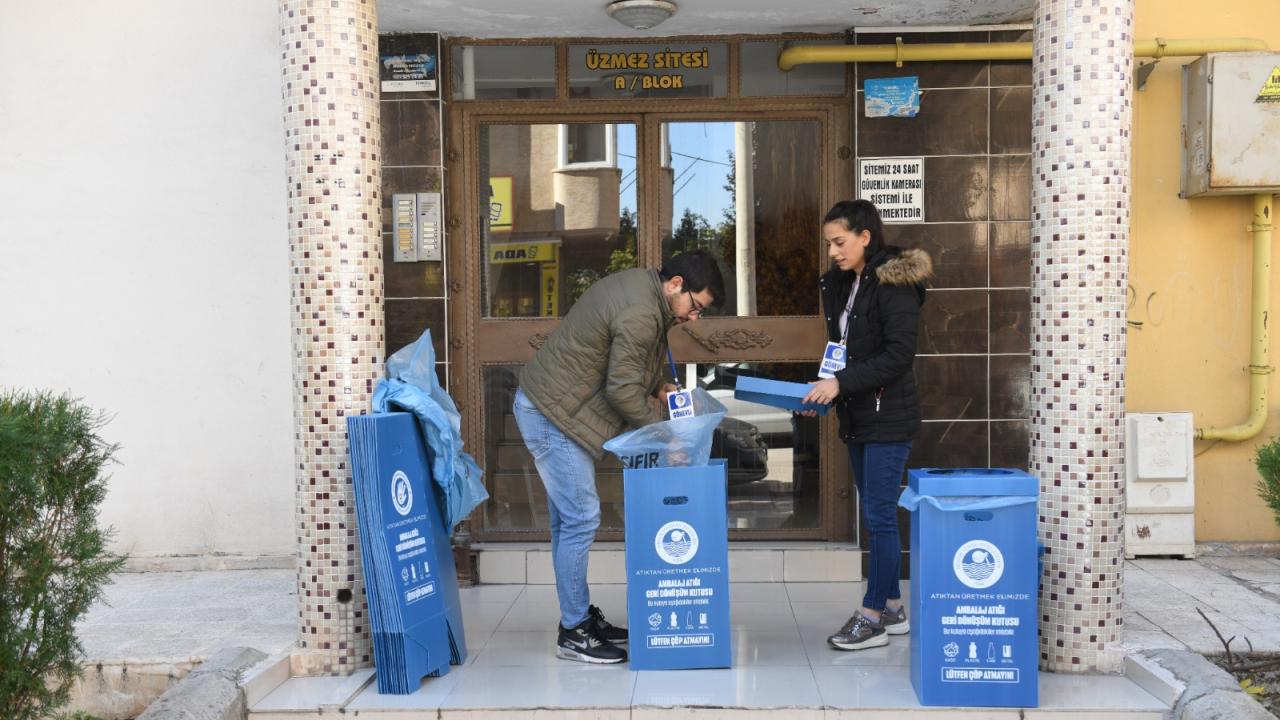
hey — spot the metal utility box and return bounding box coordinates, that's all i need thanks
[1181,53,1280,197]
[1124,412,1196,559]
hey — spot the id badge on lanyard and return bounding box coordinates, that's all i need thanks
[667,389,694,419]
[666,347,694,420]
[817,341,846,379]
[820,281,857,379]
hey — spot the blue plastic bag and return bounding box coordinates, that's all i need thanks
[602,388,727,468]
[373,329,488,530]
[897,486,1036,513]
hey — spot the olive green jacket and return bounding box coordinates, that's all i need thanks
[519,268,674,459]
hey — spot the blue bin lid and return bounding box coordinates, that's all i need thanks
[907,467,1038,498]
[734,375,811,399]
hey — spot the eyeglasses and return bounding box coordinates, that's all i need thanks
[685,290,705,317]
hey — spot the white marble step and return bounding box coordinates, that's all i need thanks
[249,667,1167,719]
[246,582,1170,720]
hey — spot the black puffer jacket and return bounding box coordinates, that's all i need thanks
[819,246,932,444]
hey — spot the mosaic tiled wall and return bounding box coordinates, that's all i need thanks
[851,31,1034,576]
[1030,0,1133,672]
[856,30,1034,471]
[281,0,382,675]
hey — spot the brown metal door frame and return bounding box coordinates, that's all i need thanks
[447,95,855,542]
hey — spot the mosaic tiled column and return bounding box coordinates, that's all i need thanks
[280,0,382,674]
[1031,0,1133,673]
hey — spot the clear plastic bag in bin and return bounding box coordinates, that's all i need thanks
[602,388,727,469]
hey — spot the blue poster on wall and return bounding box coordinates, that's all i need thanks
[865,76,921,117]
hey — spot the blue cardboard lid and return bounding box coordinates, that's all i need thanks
[732,375,829,415]
[907,467,1038,498]
[734,375,809,398]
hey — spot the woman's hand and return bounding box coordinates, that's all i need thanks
[802,378,840,406]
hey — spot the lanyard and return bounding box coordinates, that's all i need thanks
[667,347,681,390]
[840,276,860,345]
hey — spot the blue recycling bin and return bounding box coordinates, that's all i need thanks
[900,468,1039,708]
[347,413,467,694]
[624,459,731,670]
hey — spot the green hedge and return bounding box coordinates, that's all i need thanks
[1257,437,1280,529]
[0,391,125,720]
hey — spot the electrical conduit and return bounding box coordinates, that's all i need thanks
[776,37,1269,70]
[1198,194,1275,441]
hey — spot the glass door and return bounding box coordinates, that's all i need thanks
[475,120,642,535]
[458,110,848,541]
[658,120,825,531]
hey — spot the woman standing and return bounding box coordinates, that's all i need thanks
[802,199,932,651]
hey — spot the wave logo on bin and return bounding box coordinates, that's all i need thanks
[391,470,413,516]
[654,521,699,565]
[953,539,1004,589]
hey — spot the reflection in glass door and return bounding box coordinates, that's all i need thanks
[480,123,639,320]
[659,120,825,531]
[479,122,639,533]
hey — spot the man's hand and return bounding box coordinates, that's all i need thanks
[654,383,680,417]
[658,383,679,406]
[650,383,679,419]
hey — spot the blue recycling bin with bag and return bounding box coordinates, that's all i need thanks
[624,459,731,670]
[900,468,1039,708]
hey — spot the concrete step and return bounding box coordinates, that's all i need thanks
[246,659,1170,719]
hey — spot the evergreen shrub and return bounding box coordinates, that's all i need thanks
[0,391,125,720]
[1254,436,1280,528]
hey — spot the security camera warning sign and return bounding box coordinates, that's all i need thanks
[859,158,924,223]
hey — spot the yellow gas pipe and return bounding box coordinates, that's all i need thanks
[776,36,1270,70]
[1198,194,1275,441]
[780,37,1276,441]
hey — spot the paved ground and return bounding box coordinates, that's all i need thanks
[78,553,1280,665]
[71,551,1280,717]
[78,567,297,663]
[1122,555,1280,655]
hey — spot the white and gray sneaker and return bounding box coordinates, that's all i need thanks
[880,604,910,635]
[556,619,628,664]
[828,612,888,651]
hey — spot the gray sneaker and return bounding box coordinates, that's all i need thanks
[880,604,910,635]
[828,612,888,650]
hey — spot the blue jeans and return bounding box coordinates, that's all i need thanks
[512,388,598,629]
[849,441,912,612]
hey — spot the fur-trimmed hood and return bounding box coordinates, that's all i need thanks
[819,245,934,308]
[873,247,933,287]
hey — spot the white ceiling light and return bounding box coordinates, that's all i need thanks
[606,0,678,30]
